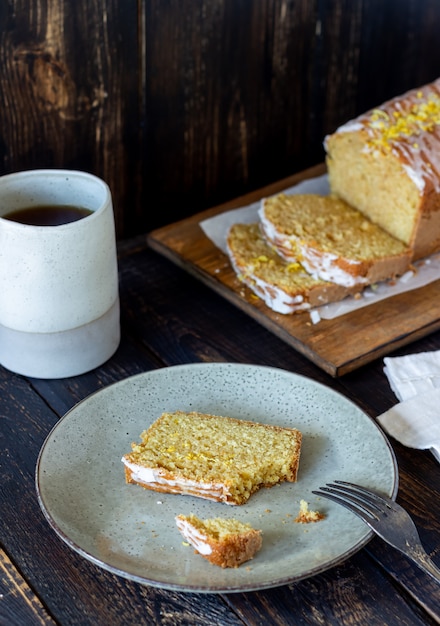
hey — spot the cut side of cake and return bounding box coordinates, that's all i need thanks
[122,411,302,505]
[226,222,360,313]
[175,514,262,568]
[259,193,411,287]
[325,78,440,260]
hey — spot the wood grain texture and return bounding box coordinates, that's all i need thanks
[0,366,244,626]
[0,0,140,237]
[1,234,440,624]
[1,1,440,237]
[223,551,439,626]
[147,164,440,376]
[0,549,55,626]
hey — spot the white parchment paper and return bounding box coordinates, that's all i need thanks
[200,174,440,321]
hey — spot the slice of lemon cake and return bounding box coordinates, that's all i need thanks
[259,193,411,287]
[176,514,262,568]
[226,222,360,313]
[122,411,302,505]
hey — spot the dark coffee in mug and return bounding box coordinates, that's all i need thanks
[2,205,93,226]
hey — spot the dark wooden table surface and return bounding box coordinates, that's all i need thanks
[2,224,440,624]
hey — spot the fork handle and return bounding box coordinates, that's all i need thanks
[407,547,440,583]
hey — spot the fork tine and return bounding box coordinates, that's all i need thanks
[333,481,394,510]
[324,482,391,514]
[316,481,391,513]
[311,488,379,522]
[313,482,440,582]
[312,485,381,522]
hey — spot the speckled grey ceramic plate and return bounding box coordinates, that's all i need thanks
[36,363,398,593]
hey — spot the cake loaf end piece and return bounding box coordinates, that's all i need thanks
[325,78,440,260]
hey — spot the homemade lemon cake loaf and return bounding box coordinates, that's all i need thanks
[122,411,302,505]
[259,193,411,287]
[226,222,360,313]
[325,78,440,260]
[175,514,262,568]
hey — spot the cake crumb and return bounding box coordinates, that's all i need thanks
[295,499,325,524]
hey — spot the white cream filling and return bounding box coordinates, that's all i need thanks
[175,518,213,555]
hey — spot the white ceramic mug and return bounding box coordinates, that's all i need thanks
[0,169,120,378]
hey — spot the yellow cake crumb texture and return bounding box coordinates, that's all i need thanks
[227,221,364,313]
[125,411,302,505]
[178,513,255,539]
[263,194,409,259]
[294,499,325,523]
[176,513,263,568]
[228,222,325,289]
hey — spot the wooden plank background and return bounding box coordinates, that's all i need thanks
[1,0,440,239]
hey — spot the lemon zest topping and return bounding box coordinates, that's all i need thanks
[366,92,440,152]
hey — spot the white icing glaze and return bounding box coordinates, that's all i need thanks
[257,207,285,250]
[226,246,311,314]
[248,274,308,311]
[402,162,425,192]
[258,205,368,288]
[323,121,363,148]
[298,244,368,287]
[122,458,231,502]
[328,78,440,194]
[175,518,213,555]
[309,309,321,324]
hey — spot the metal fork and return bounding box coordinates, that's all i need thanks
[312,481,440,583]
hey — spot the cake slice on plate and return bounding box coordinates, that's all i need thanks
[175,514,262,568]
[122,410,302,505]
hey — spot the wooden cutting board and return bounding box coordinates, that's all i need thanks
[147,164,440,376]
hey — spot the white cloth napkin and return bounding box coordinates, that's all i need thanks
[378,351,440,462]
